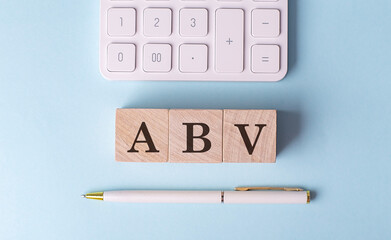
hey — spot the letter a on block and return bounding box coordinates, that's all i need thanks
[128,122,160,153]
[223,110,276,163]
[169,110,223,163]
[116,109,169,162]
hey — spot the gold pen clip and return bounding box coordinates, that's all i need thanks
[235,187,311,204]
[235,187,304,191]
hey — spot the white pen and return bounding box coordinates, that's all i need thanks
[81,187,310,204]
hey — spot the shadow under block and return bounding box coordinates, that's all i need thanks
[223,110,277,163]
[115,109,169,162]
[169,109,223,163]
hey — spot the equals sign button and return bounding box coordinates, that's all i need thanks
[262,56,270,63]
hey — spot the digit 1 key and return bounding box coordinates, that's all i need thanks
[215,9,244,73]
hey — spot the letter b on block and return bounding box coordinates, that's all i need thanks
[182,123,212,153]
[223,110,276,163]
[169,110,223,163]
[116,109,169,162]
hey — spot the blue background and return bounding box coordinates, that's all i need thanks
[1,0,390,239]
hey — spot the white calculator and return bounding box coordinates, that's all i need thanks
[100,0,288,82]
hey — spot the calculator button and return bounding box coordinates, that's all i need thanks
[143,44,172,72]
[215,9,244,73]
[179,44,208,73]
[144,8,172,37]
[252,9,280,38]
[107,8,136,37]
[107,44,136,72]
[180,9,208,37]
[251,45,280,73]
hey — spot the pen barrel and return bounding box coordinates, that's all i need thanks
[104,191,222,204]
[224,191,310,204]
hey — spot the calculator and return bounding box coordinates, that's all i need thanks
[100,0,288,82]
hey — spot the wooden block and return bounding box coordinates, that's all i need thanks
[223,110,276,163]
[115,109,168,162]
[169,109,223,163]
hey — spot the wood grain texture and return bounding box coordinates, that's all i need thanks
[115,109,168,162]
[169,109,223,163]
[223,110,276,163]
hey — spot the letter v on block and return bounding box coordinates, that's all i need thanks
[234,124,267,155]
[223,110,276,163]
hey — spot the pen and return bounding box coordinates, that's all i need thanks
[81,187,310,204]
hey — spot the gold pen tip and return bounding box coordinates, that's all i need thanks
[81,192,104,200]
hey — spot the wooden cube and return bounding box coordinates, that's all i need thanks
[115,109,168,162]
[223,110,277,163]
[169,109,223,163]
